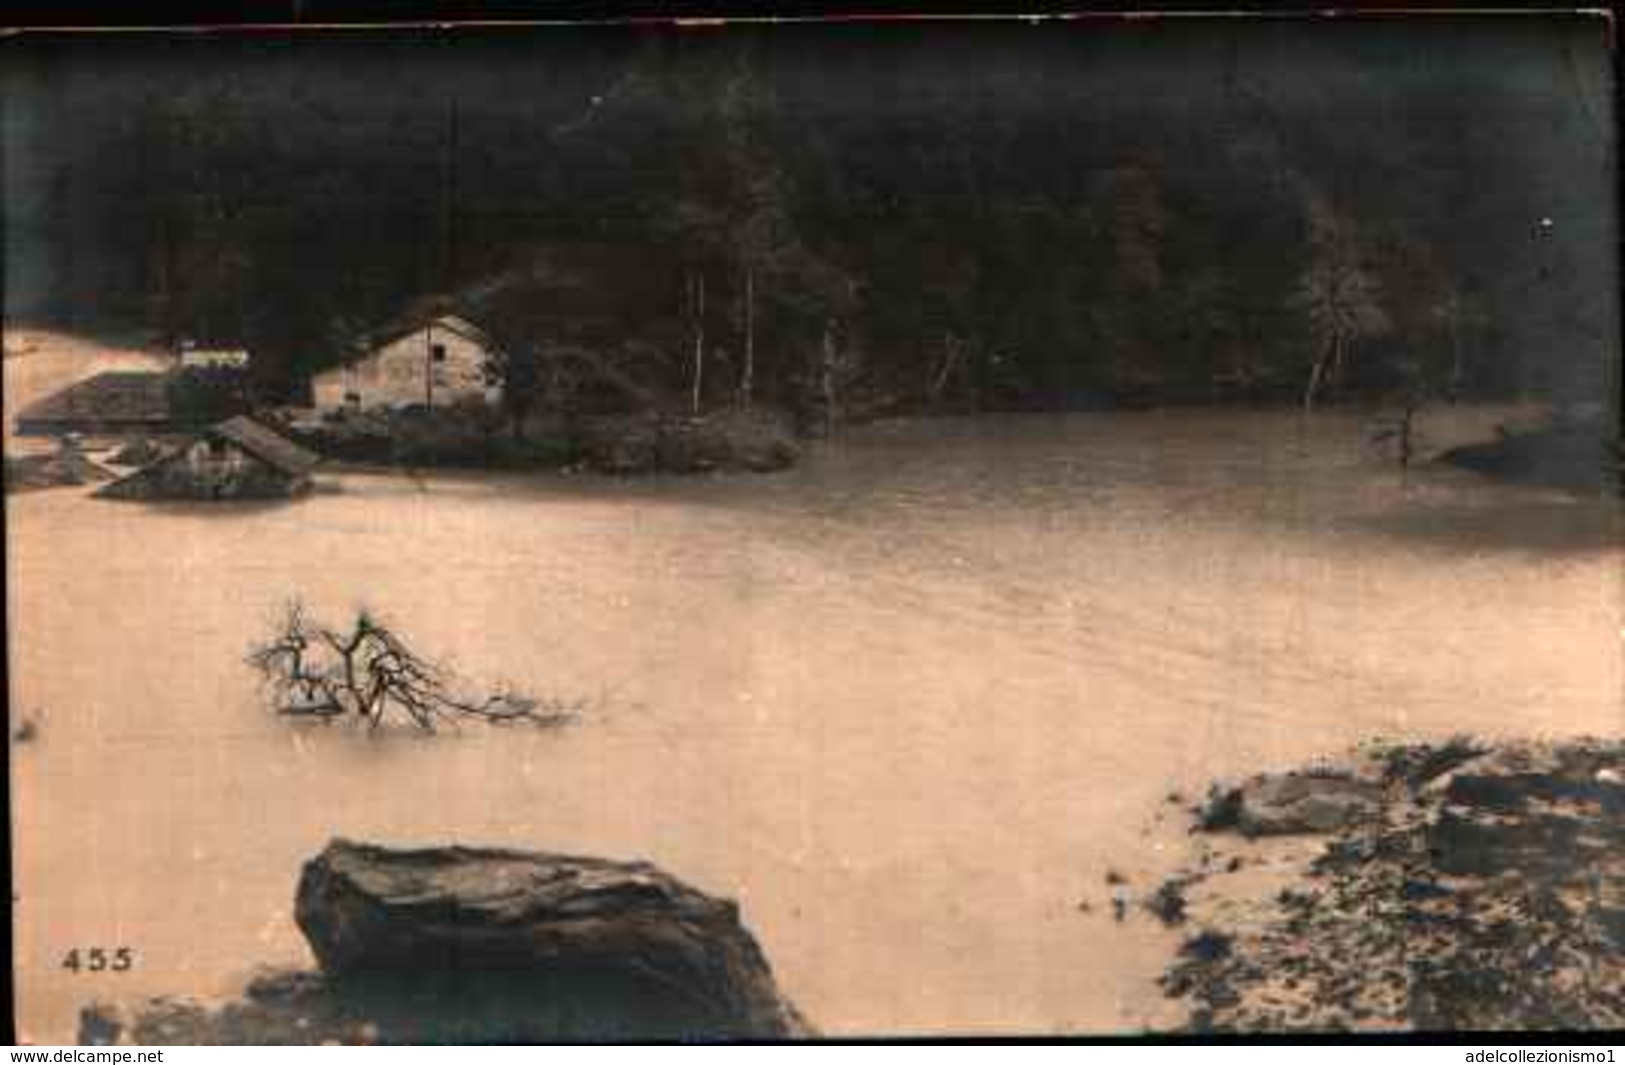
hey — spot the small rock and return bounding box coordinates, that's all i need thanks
[78,1003,128,1046]
[1180,930,1233,963]
[244,968,325,1006]
[1145,878,1192,927]
[1205,772,1382,838]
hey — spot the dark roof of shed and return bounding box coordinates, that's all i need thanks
[15,371,173,426]
[206,416,320,477]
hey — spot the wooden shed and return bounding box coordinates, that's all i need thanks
[97,416,320,501]
[14,371,176,436]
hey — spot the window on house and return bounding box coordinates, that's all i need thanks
[207,437,227,458]
[345,390,361,405]
[431,343,448,364]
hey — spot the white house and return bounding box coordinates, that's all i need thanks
[311,314,500,414]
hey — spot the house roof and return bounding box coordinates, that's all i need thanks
[206,416,320,477]
[362,312,494,353]
[15,371,173,428]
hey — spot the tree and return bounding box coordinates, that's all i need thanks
[1160,268,1247,394]
[1098,164,1169,294]
[672,41,811,414]
[1427,282,1492,395]
[618,37,865,421]
[1292,193,1391,411]
[167,364,252,423]
[714,46,791,410]
[248,601,574,733]
[1088,163,1174,391]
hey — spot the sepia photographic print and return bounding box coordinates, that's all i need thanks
[4,10,1622,1043]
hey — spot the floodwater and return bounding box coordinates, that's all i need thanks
[9,407,1624,1040]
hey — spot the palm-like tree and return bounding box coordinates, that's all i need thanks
[1292,201,1391,411]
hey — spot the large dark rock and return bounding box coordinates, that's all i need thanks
[81,840,811,1044]
[293,839,809,1042]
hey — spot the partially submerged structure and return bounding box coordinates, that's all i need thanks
[310,313,499,415]
[105,436,167,468]
[97,416,319,501]
[5,440,116,494]
[15,364,250,438]
[14,371,176,436]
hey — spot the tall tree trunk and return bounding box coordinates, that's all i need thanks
[1399,400,1416,469]
[740,263,755,408]
[440,95,459,288]
[156,213,176,348]
[691,273,706,416]
[1304,335,1334,412]
[929,330,962,405]
[423,325,436,410]
[821,318,839,434]
[1450,318,1464,392]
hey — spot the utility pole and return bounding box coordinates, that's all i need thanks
[440,93,460,288]
[740,263,754,408]
[425,325,435,410]
[691,274,706,416]
[428,54,459,414]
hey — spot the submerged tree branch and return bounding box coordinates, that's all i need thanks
[247,600,577,733]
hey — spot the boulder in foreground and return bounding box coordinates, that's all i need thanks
[295,839,809,1042]
[83,839,809,1044]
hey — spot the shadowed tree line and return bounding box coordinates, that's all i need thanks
[3,18,1614,425]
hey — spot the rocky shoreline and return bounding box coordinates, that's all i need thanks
[77,739,1625,1041]
[1153,737,1625,1032]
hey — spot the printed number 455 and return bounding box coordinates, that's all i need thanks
[61,947,135,973]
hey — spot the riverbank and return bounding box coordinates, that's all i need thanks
[75,737,1625,1040]
[1154,737,1625,1032]
[285,406,800,476]
[1440,417,1621,495]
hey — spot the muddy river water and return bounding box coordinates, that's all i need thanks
[10,408,1623,1039]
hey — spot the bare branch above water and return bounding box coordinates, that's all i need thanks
[247,600,576,733]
